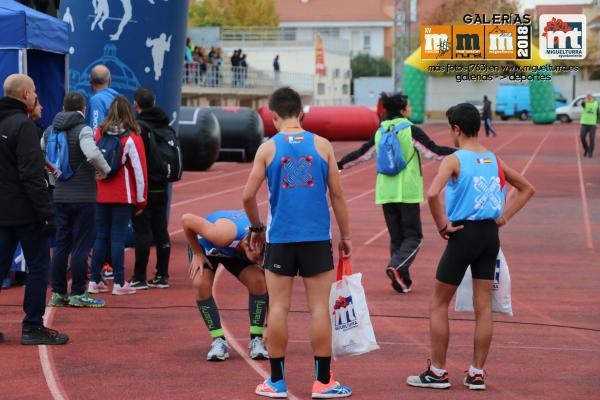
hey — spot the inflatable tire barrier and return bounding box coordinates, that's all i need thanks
[204,107,264,162]
[179,107,221,171]
[258,106,380,141]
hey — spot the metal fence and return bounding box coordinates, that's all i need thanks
[182,64,314,93]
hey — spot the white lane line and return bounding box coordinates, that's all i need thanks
[39,307,69,400]
[574,134,594,250]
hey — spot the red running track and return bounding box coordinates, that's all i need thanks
[1,123,599,400]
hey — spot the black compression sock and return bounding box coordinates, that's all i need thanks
[315,356,331,384]
[270,357,285,382]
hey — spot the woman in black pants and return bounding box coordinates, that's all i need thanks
[337,93,455,293]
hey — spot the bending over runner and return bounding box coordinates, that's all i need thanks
[182,210,269,361]
[407,103,534,391]
[244,87,353,398]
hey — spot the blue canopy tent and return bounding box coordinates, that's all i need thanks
[0,0,69,128]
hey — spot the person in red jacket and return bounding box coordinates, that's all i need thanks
[88,96,147,296]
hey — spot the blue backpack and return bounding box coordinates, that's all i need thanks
[45,128,74,181]
[97,131,127,179]
[376,121,413,176]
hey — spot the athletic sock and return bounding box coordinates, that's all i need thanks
[314,356,331,384]
[270,357,285,382]
[249,293,268,339]
[430,364,447,376]
[196,297,224,339]
[469,365,484,376]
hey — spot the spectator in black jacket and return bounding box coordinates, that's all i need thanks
[482,96,496,137]
[0,74,68,345]
[129,87,172,289]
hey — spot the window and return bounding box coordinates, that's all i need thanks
[342,84,349,95]
[334,68,340,78]
[317,83,326,95]
[363,34,371,51]
[345,70,352,79]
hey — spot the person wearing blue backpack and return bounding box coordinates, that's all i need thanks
[89,96,148,296]
[42,92,111,308]
[337,93,455,294]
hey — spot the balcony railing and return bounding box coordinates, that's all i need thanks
[220,26,298,42]
[182,64,314,93]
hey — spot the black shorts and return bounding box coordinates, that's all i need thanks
[187,246,255,278]
[263,241,333,277]
[436,220,500,286]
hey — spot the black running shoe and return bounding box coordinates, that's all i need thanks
[464,371,486,390]
[21,326,69,345]
[147,276,169,289]
[406,360,451,389]
[129,279,149,290]
[386,267,412,293]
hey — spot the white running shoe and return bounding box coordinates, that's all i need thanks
[249,336,269,360]
[88,281,109,294]
[112,282,137,295]
[207,337,229,361]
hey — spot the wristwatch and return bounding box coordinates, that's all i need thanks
[249,224,266,233]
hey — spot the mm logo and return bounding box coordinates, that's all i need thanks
[421,25,452,60]
[486,25,522,60]
[453,26,484,59]
[539,14,586,59]
[332,295,358,331]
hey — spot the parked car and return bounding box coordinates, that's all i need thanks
[556,93,600,123]
[495,83,567,121]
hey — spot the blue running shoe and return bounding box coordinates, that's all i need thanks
[68,292,105,308]
[312,375,352,398]
[255,378,287,398]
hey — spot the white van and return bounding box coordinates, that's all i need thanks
[556,93,600,123]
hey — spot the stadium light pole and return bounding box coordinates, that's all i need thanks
[393,0,414,93]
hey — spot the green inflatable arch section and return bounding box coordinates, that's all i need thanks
[402,45,556,125]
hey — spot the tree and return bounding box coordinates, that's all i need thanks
[189,0,279,27]
[351,54,392,78]
[350,54,392,95]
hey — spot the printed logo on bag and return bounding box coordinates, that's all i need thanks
[493,259,501,291]
[333,295,358,331]
[539,15,586,59]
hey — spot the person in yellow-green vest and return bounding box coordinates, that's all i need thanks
[580,91,599,158]
[337,93,455,293]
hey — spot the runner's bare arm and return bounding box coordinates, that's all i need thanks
[321,138,352,257]
[427,155,462,239]
[182,214,209,254]
[181,214,212,279]
[497,159,535,226]
[242,142,271,228]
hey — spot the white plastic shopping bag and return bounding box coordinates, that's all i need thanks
[455,248,513,316]
[330,258,379,358]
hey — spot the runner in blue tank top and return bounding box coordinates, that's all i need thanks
[182,210,269,362]
[243,87,353,398]
[407,103,534,391]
